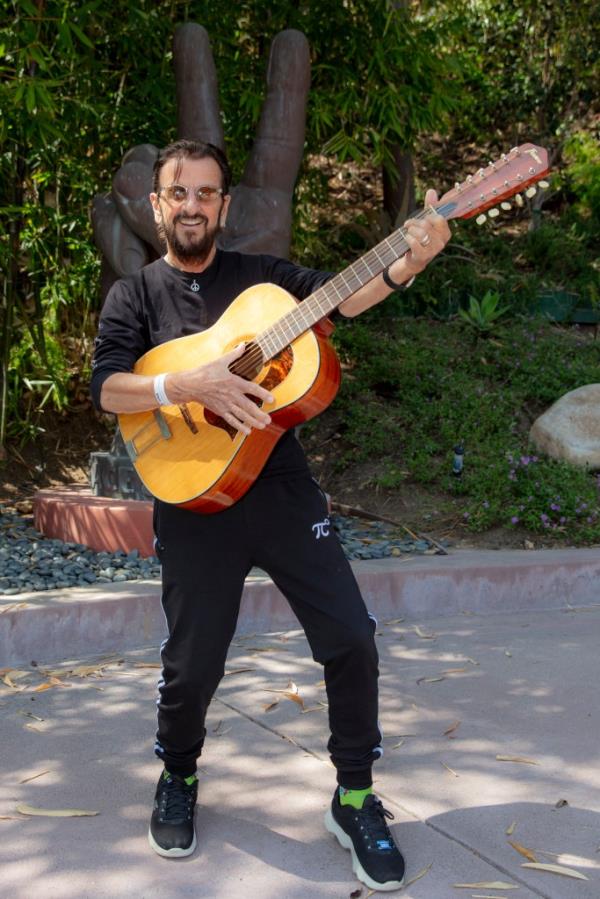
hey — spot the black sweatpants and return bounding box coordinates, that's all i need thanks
[153,474,381,789]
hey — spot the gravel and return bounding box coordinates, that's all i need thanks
[0,507,449,596]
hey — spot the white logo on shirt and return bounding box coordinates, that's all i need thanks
[190,279,200,292]
[312,518,330,539]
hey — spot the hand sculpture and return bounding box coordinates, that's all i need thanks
[92,23,311,300]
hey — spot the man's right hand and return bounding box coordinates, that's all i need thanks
[167,344,273,435]
[99,344,274,434]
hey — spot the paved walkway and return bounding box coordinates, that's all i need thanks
[1,599,600,897]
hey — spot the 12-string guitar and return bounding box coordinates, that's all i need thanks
[118,143,550,512]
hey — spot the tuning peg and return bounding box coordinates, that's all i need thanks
[539,180,549,189]
[525,186,537,198]
[501,201,512,211]
[514,193,524,207]
[488,208,500,218]
[476,214,487,225]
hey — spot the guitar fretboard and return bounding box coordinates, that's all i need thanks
[254,202,454,361]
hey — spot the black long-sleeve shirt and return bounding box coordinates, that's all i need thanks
[91,250,332,479]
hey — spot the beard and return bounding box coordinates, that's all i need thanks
[158,209,223,265]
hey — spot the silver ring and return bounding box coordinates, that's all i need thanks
[420,234,432,247]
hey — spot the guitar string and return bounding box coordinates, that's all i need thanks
[230,204,445,381]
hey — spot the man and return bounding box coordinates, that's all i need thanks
[91,139,450,891]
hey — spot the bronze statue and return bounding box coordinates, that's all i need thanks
[92,23,311,300]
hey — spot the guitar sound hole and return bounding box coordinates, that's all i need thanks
[205,345,294,440]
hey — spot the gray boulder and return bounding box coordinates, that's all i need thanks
[530,384,600,469]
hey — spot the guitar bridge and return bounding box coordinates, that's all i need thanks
[178,403,198,434]
[124,409,172,461]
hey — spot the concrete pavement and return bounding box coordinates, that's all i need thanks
[3,548,600,667]
[1,600,600,897]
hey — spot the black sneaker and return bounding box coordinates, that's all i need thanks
[325,790,405,891]
[148,770,198,858]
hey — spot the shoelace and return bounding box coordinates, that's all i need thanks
[159,776,196,821]
[356,798,396,849]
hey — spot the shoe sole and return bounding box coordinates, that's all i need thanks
[148,826,197,858]
[324,808,405,892]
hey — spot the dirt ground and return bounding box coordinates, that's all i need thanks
[0,404,558,552]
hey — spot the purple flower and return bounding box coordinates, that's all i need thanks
[550,503,561,511]
[511,516,519,524]
[540,513,549,522]
[520,455,530,466]
[463,512,470,520]
[509,470,516,481]
[560,517,566,524]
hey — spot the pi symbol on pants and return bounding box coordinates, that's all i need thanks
[312,517,330,539]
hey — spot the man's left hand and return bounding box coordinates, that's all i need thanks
[388,188,451,282]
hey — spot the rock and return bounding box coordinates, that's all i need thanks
[530,384,600,468]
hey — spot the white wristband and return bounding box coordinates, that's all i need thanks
[153,373,172,407]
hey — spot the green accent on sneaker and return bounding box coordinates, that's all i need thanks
[339,786,373,809]
[163,769,198,787]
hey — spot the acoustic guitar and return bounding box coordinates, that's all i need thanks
[118,143,549,512]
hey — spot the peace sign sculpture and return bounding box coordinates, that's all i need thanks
[91,23,311,300]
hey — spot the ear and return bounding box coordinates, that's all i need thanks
[150,192,162,225]
[219,193,232,227]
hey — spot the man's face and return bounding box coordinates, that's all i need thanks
[151,156,230,265]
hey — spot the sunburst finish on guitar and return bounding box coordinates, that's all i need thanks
[118,143,550,513]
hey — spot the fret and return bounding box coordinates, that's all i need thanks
[253,204,440,363]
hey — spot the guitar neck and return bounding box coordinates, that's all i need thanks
[254,203,453,361]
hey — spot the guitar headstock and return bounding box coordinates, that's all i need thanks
[437,143,550,223]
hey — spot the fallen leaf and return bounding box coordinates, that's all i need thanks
[18,711,44,722]
[19,770,50,785]
[441,762,459,777]
[416,676,445,685]
[350,890,362,898]
[314,679,326,687]
[555,798,568,808]
[132,662,162,668]
[282,691,304,708]
[414,626,437,639]
[404,862,432,887]
[223,667,254,676]
[444,720,461,737]
[263,701,279,712]
[300,706,325,714]
[521,862,588,880]
[0,815,21,820]
[504,650,512,657]
[33,682,58,692]
[70,660,123,677]
[0,602,28,614]
[442,668,469,675]
[509,840,537,862]
[391,740,404,749]
[24,724,43,732]
[384,618,405,625]
[506,821,517,835]
[465,657,480,666]
[496,754,539,765]
[16,804,99,817]
[452,882,518,890]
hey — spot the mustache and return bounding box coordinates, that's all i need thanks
[174,212,208,225]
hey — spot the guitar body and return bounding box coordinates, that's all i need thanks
[118,283,341,513]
